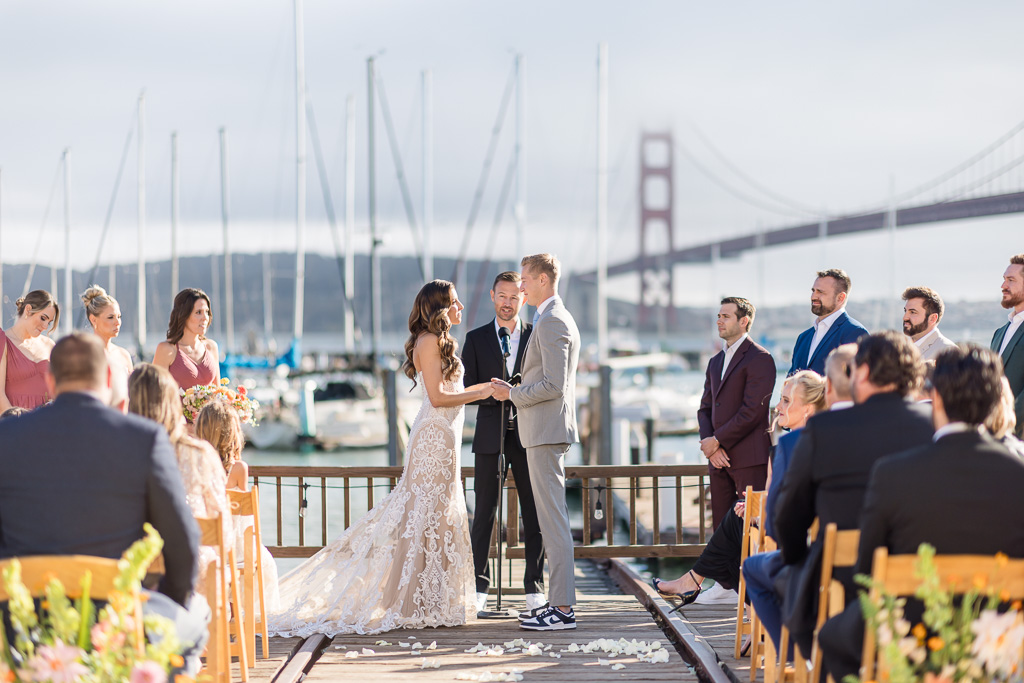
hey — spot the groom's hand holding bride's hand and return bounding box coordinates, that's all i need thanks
[466,383,497,400]
[490,379,512,401]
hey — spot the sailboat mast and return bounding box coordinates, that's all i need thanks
[514,54,526,262]
[596,43,609,363]
[293,0,307,347]
[368,56,381,363]
[422,70,433,282]
[344,94,356,352]
[171,132,180,298]
[220,127,234,353]
[63,149,72,334]
[137,92,147,351]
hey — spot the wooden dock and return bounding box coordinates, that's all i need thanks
[247,559,703,682]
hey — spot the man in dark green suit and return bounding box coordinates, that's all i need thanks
[991,253,1024,435]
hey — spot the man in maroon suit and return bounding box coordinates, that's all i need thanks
[697,297,777,530]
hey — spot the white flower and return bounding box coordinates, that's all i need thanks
[419,657,440,669]
[374,640,391,646]
[426,641,437,650]
[344,651,358,659]
[399,642,410,648]
[611,663,626,670]
[411,642,424,650]
[971,609,1024,676]
[525,644,543,656]
[597,658,612,665]
[361,648,375,655]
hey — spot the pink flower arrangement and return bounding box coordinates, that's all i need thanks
[180,377,259,425]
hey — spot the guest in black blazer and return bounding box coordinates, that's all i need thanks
[0,333,207,675]
[770,331,934,656]
[462,271,545,613]
[818,345,1024,681]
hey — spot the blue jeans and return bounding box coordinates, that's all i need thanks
[742,550,793,660]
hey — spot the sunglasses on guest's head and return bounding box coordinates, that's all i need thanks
[843,363,852,379]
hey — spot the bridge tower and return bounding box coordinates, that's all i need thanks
[638,132,675,331]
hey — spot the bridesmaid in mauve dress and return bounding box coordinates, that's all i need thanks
[82,284,134,413]
[0,290,59,411]
[153,288,221,391]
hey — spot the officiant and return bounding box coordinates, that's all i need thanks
[462,271,546,615]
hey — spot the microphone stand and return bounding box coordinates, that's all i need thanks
[479,332,514,619]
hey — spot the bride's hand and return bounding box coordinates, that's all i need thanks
[466,382,495,399]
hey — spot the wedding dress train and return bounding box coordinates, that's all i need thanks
[267,365,475,637]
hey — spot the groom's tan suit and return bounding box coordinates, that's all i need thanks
[510,295,580,607]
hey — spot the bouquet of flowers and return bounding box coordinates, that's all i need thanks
[0,524,191,683]
[180,377,259,425]
[850,543,1024,683]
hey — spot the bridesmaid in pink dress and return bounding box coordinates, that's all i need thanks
[152,288,221,391]
[0,290,59,411]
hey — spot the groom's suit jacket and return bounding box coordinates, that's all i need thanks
[462,318,532,455]
[0,392,200,607]
[991,318,1024,434]
[511,297,581,448]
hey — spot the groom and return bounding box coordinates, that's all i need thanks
[492,253,581,631]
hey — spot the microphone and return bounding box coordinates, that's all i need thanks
[498,326,511,358]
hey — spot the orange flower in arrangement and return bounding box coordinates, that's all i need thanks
[927,636,945,651]
[180,378,259,425]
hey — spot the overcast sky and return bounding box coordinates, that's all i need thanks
[2,0,1024,308]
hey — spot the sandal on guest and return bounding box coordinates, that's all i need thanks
[652,571,702,609]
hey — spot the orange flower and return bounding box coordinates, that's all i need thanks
[972,573,988,591]
[995,552,1010,568]
[170,654,184,668]
[1012,600,1023,611]
[911,623,927,642]
[927,636,945,651]
[947,574,962,588]
[174,675,195,683]
[1,669,14,683]
[1000,588,1012,602]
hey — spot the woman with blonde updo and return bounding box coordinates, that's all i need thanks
[268,279,492,637]
[127,363,232,597]
[195,400,280,612]
[82,285,134,412]
[654,371,828,610]
[0,290,59,411]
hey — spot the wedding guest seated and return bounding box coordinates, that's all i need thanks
[0,334,208,676]
[759,333,934,658]
[986,376,1024,459]
[128,363,233,601]
[195,401,280,612]
[741,345,855,659]
[0,289,59,410]
[652,371,827,608]
[818,344,1024,681]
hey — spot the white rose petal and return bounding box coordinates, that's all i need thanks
[525,644,544,656]
[374,640,391,646]
[408,635,417,639]
[399,642,410,648]
[411,642,424,650]
[419,657,441,669]
[611,663,626,670]
[426,641,437,650]
[597,658,611,665]
[543,643,552,651]
[548,653,561,658]
[333,645,347,649]
[344,651,358,659]
[361,648,375,655]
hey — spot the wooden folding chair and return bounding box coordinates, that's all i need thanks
[807,524,860,683]
[195,513,248,682]
[0,555,145,655]
[861,547,1024,681]
[228,486,270,663]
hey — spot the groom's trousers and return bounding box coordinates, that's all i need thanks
[470,428,546,595]
[526,443,576,607]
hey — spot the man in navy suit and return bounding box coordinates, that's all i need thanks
[462,271,544,615]
[0,333,207,675]
[789,269,868,375]
[697,297,776,530]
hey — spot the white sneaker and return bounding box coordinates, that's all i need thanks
[525,593,547,612]
[476,592,488,612]
[694,582,738,605]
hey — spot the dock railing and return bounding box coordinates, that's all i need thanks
[250,463,711,560]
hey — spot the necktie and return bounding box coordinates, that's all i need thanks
[532,309,540,327]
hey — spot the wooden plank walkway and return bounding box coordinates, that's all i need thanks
[248,560,698,682]
[670,602,763,683]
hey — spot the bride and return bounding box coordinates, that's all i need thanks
[267,280,495,637]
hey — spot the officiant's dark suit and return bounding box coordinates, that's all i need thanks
[818,428,1024,680]
[462,317,545,596]
[697,336,776,530]
[990,315,1024,434]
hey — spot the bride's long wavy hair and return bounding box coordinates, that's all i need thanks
[403,279,459,388]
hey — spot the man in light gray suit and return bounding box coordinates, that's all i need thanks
[901,286,957,361]
[492,253,580,631]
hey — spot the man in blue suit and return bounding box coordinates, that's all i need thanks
[789,268,868,375]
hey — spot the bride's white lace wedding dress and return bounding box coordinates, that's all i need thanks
[267,363,475,637]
